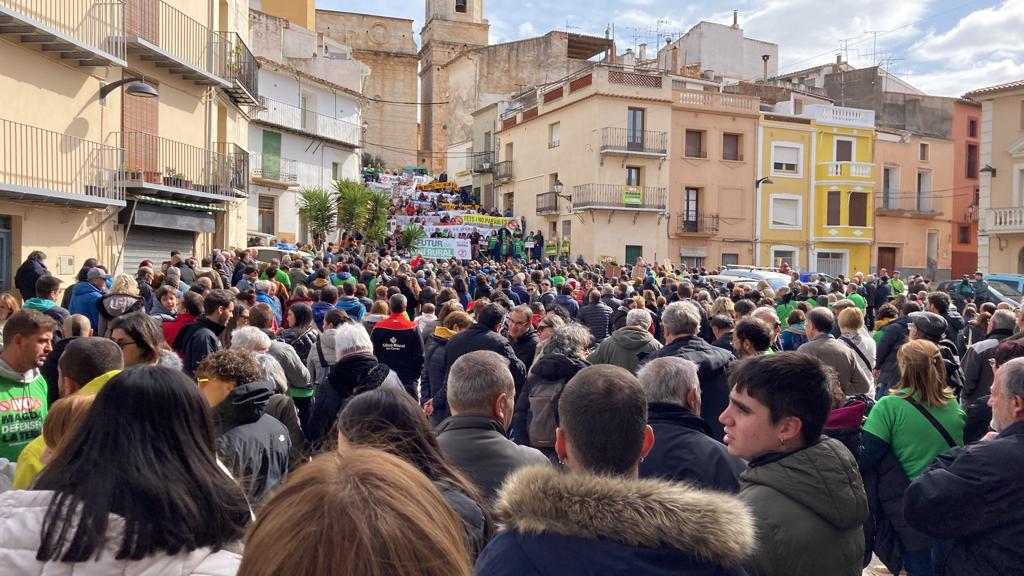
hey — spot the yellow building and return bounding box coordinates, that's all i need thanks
[756,113,816,270]
[0,0,254,292]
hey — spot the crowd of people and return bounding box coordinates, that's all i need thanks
[0,234,1022,575]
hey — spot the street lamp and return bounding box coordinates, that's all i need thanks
[99,77,159,106]
[980,164,997,177]
[755,177,774,188]
[554,179,572,202]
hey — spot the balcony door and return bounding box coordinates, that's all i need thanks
[627,107,645,151]
[262,130,282,179]
[682,187,699,232]
[835,138,854,162]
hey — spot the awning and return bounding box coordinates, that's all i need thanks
[128,195,226,212]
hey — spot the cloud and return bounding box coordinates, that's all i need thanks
[905,58,1024,96]
[518,22,537,37]
[910,0,1024,66]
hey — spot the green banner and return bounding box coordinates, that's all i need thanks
[559,240,571,254]
[545,240,557,256]
[623,185,643,205]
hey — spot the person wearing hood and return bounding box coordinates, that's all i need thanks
[908,310,966,398]
[651,301,734,440]
[96,273,146,337]
[67,267,108,332]
[13,336,123,490]
[336,281,366,322]
[20,275,69,336]
[195,349,290,505]
[173,289,234,376]
[0,310,56,461]
[149,284,178,325]
[961,309,1016,408]
[720,353,869,576]
[588,309,662,374]
[638,357,746,493]
[13,250,48,301]
[512,324,591,460]
[422,311,473,426]
[476,364,756,576]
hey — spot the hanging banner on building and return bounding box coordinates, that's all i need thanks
[623,185,643,206]
[447,214,521,230]
[412,238,473,260]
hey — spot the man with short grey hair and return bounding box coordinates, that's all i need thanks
[436,350,549,504]
[637,357,746,492]
[587,308,661,374]
[962,309,1018,407]
[904,357,1024,574]
[651,301,733,440]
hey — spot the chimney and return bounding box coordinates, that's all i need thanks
[836,53,843,64]
[671,45,679,74]
[638,42,647,62]
[762,54,770,81]
[732,10,739,29]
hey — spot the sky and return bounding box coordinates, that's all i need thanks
[320,0,1024,97]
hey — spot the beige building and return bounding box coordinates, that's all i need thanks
[874,130,954,279]
[966,79,1024,273]
[495,63,758,266]
[316,10,418,169]
[0,0,254,292]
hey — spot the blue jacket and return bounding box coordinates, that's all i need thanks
[311,301,334,331]
[68,281,104,331]
[256,291,281,323]
[554,294,579,319]
[336,297,366,322]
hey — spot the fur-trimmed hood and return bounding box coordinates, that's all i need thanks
[493,465,755,566]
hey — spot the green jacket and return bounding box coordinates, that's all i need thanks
[776,301,798,330]
[740,437,868,576]
[889,278,906,296]
[0,362,50,462]
[973,280,989,299]
[848,293,866,310]
[587,326,663,374]
[957,281,974,299]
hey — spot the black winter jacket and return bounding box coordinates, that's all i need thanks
[173,316,224,376]
[512,353,588,449]
[445,323,527,394]
[277,325,318,363]
[577,302,613,343]
[424,333,451,425]
[652,336,733,440]
[14,258,47,300]
[876,316,912,388]
[904,421,1024,576]
[639,403,746,493]
[213,380,291,505]
[861,449,929,573]
[306,354,402,451]
[510,329,539,372]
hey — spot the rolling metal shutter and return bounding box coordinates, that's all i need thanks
[123,227,196,272]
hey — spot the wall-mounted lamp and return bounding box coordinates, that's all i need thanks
[554,179,572,201]
[979,164,997,177]
[99,77,159,106]
[755,177,774,188]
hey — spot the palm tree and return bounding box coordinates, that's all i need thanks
[297,187,337,249]
[335,179,370,239]
[399,225,427,251]
[364,190,391,245]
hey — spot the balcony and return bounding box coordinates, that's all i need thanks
[250,96,361,149]
[472,151,494,173]
[0,118,124,207]
[218,31,258,106]
[876,192,942,217]
[802,105,875,129]
[571,184,667,212]
[675,90,760,114]
[817,161,874,181]
[250,152,298,187]
[0,0,126,67]
[987,208,1024,234]
[494,160,513,183]
[600,127,668,157]
[124,0,231,88]
[118,131,235,202]
[677,213,720,235]
[536,191,559,215]
[215,142,249,196]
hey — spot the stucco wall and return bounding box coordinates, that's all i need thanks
[951,100,981,275]
[662,22,778,82]
[5,205,119,288]
[758,120,816,269]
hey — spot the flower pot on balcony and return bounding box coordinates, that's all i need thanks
[163,176,173,186]
[145,171,161,184]
[131,171,143,180]
[84,185,103,197]
[184,180,193,190]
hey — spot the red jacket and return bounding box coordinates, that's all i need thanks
[373,313,417,331]
[162,312,197,349]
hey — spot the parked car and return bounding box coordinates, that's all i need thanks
[800,272,836,284]
[717,268,792,291]
[986,274,1024,294]
[935,279,1023,308]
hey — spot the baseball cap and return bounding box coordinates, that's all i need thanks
[86,268,111,281]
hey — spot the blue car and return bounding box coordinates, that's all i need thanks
[986,274,1024,294]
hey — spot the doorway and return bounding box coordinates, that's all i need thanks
[625,245,643,266]
[878,247,897,273]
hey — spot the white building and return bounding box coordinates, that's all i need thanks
[657,17,778,83]
[247,9,368,244]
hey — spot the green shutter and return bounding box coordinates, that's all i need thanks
[625,245,643,266]
[262,130,282,179]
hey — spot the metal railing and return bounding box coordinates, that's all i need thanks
[251,96,360,147]
[250,152,298,184]
[536,191,559,215]
[571,184,667,211]
[125,0,229,78]
[218,31,258,100]
[600,127,668,155]
[0,0,125,60]
[494,160,513,182]
[118,131,232,196]
[1,118,123,202]
[472,151,493,173]
[677,212,720,234]
[215,142,249,194]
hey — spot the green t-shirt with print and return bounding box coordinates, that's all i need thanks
[0,373,49,462]
[862,389,965,480]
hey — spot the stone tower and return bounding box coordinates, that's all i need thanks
[419,0,489,171]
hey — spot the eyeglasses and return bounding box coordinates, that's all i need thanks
[114,340,137,350]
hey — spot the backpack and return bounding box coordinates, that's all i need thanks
[312,340,332,388]
[528,379,565,448]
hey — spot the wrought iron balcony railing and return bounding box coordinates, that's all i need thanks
[0,0,126,66]
[494,160,513,182]
[217,31,258,105]
[250,152,298,185]
[571,183,667,211]
[118,131,234,198]
[536,191,559,215]
[599,127,668,155]
[472,151,494,173]
[124,0,230,86]
[677,212,720,234]
[215,141,249,195]
[250,96,361,148]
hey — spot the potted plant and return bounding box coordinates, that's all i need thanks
[118,162,130,181]
[163,167,176,187]
[131,165,143,180]
[144,170,161,184]
[174,171,187,188]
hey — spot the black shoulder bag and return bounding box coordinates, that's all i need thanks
[904,396,957,448]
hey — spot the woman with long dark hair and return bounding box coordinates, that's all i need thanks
[0,366,250,573]
[337,387,492,558]
[109,311,182,370]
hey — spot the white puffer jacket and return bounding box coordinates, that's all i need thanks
[0,490,241,575]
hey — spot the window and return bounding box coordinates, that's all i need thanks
[549,122,560,148]
[723,133,742,161]
[504,192,514,213]
[827,191,841,226]
[917,171,932,212]
[455,0,467,13]
[882,166,899,209]
[331,162,340,181]
[626,166,642,186]
[627,108,645,149]
[920,142,930,161]
[548,221,557,237]
[835,139,854,162]
[849,192,868,227]
[968,118,978,138]
[261,130,282,179]
[721,253,739,267]
[771,144,800,175]
[772,249,796,269]
[816,252,847,278]
[770,195,800,228]
[967,143,978,179]
[682,187,699,232]
[300,93,314,131]
[258,196,275,234]
[562,220,572,238]
[684,129,706,158]
[959,225,971,245]
[680,256,705,270]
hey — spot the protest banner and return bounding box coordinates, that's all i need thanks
[411,238,472,260]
